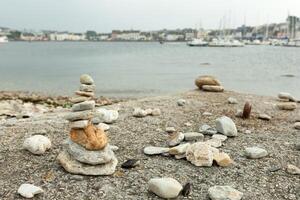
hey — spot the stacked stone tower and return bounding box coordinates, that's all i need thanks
[57,74,118,175]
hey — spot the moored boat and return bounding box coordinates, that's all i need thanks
[187,38,208,47]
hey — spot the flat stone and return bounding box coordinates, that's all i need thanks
[294,122,300,130]
[148,177,182,199]
[166,127,176,133]
[94,108,119,124]
[70,120,89,129]
[213,152,233,167]
[57,150,117,176]
[184,132,204,141]
[205,138,222,148]
[133,108,148,117]
[70,124,108,150]
[65,110,94,121]
[212,134,227,142]
[97,123,110,131]
[278,92,296,102]
[168,132,185,147]
[70,96,92,104]
[75,91,95,98]
[18,184,43,198]
[245,147,268,159]
[177,99,186,106]
[202,85,224,92]
[199,124,217,135]
[23,135,51,155]
[203,112,213,116]
[80,74,94,85]
[151,108,161,116]
[228,97,238,104]
[186,142,213,167]
[258,113,271,121]
[67,139,115,165]
[286,164,300,175]
[216,116,238,137]
[208,186,243,200]
[71,100,95,112]
[169,143,190,155]
[195,75,221,89]
[277,102,297,111]
[144,146,169,155]
[80,84,96,92]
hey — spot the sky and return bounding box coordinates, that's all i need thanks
[1,0,300,32]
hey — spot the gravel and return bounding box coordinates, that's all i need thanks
[0,90,299,199]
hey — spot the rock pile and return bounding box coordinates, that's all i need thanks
[57,74,117,176]
[195,75,224,92]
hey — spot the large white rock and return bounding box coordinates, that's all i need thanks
[23,135,51,155]
[18,184,43,198]
[186,142,213,167]
[148,177,183,199]
[57,150,118,176]
[144,146,170,155]
[67,139,115,165]
[278,92,296,102]
[216,116,238,137]
[94,108,119,124]
[208,185,243,200]
[244,147,268,159]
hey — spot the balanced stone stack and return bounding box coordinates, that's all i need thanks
[57,74,118,176]
[195,75,224,92]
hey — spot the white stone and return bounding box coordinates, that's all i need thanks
[286,164,300,175]
[245,130,251,134]
[294,122,300,130]
[212,134,228,142]
[18,184,43,198]
[208,186,243,200]
[177,99,186,106]
[144,146,170,155]
[169,143,190,155]
[228,97,238,104]
[148,178,182,199]
[97,123,110,131]
[278,92,296,102]
[65,110,93,121]
[245,147,268,159]
[23,135,51,155]
[151,108,161,116]
[70,120,89,129]
[205,138,222,148]
[80,74,94,85]
[203,112,213,116]
[67,139,115,165]
[145,108,153,115]
[95,108,119,124]
[168,132,185,147]
[71,100,95,112]
[276,102,297,110]
[57,150,117,176]
[258,114,271,121]
[166,127,176,133]
[184,132,204,141]
[133,108,148,117]
[202,85,224,92]
[79,84,95,92]
[216,116,238,137]
[186,142,213,167]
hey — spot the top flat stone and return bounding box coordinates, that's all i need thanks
[80,74,94,85]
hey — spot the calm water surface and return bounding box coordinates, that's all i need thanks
[0,42,299,98]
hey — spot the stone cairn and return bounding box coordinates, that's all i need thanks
[57,74,118,176]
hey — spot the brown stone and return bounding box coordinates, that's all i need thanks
[195,75,221,89]
[70,124,108,150]
[75,91,95,98]
[242,102,251,119]
[213,152,233,167]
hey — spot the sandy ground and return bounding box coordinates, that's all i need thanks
[0,89,299,199]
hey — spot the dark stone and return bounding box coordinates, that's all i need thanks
[121,159,140,169]
[242,102,252,119]
[181,182,191,197]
